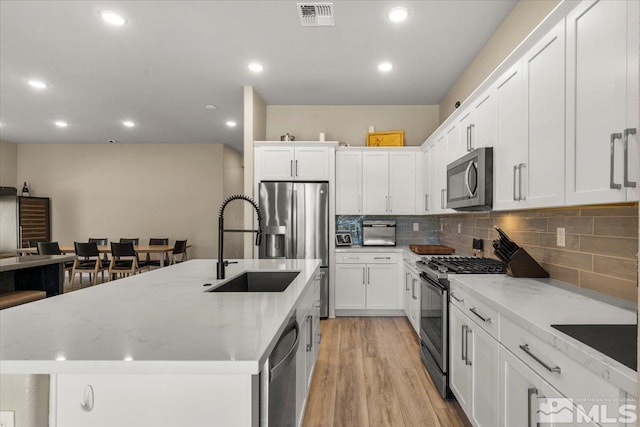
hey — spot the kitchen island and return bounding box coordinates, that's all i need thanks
[0,259,322,427]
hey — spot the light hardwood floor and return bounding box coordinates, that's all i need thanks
[302,317,472,427]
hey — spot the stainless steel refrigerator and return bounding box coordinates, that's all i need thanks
[258,182,329,317]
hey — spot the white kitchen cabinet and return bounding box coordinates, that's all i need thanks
[446,123,464,164]
[420,148,432,214]
[458,89,496,155]
[469,319,500,427]
[255,144,330,181]
[566,0,639,205]
[432,135,452,214]
[450,305,472,412]
[55,374,255,427]
[334,263,366,309]
[388,152,417,214]
[494,61,527,211]
[521,19,566,208]
[335,253,398,313]
[362,151,390,214]
[335,151,363,214]
[402,262,421,335]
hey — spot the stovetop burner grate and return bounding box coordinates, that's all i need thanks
[422,256,506,274]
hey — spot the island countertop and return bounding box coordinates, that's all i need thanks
[0,259,321,375]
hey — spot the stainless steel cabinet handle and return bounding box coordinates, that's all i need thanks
[519,344,561,374]
[518,163,526,200]
[290,160,294,178]
[469,307,491,323]
[611,133,623,189]
[405,273,410,291]
[513,164,518,201]
[465,327,472,365]
[624,128,637,188]
[461,325,467,362]
[80,384,95,412]
[466,125,471,152]
[374,256,391,260]
[344,256,360,260]
[362,267,366,285]
[440,188,445,209]
[306,315,313,352]
[469,124,475,151]
[295,160,299,177]
[412,278,417,300]
[389,195,392,212]
[527,387,539,427]
[450,292,464,303]
[367,267,370,285]
[358,195,362,212]
[424,193,429,212]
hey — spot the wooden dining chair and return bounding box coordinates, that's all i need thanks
[89,237,110,265]
[119,238,139,245]
[109,242,149,280]
[146,238,169,268]
[171,240,188,264]
[37,241,73,284]
[71,242,109,287]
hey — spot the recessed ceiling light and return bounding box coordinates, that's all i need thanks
[226,121,237,128]
[101,10,127,26]
[28,79,48,90]
[388,7,409,22]
[54,121,68,128]
[205,104,217,110]
[247,62,264,73]
[378,61,393,72]
[122,120,135,128]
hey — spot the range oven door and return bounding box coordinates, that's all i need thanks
[419,272,448,374]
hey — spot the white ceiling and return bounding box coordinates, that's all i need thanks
[0,0,517,150]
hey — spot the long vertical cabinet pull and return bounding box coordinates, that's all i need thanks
[405,273,410,291]
[513,165,519,201]
[465,327,472,366]
[461,325,467,362]
[306,315,313,352]
[290,160,294,178]
[624,128,637,188]
[518,163,526,200]
[466,126,471,151]
[469,124,475,151]
[424,194,429,212]
[295,160,299,177]
[527,388,539,427]
[362,267,366,285]
[411,278,417,300]
[388,196,392,212]
[610,133,623,189]
[440,189,446,209]
[367,267,370,285]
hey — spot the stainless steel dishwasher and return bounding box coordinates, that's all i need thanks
[267,313,300,426]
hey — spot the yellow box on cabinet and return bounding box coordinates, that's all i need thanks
[366,130,404,147]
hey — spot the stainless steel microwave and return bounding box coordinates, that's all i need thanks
[446,147,493,211]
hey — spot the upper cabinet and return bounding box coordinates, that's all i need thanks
[255,144,331,181]
[565,0,638,205]
[336,149,418,215]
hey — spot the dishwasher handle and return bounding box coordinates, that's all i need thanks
[270,321,300,382]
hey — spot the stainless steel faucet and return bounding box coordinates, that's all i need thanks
[217,195,263,280]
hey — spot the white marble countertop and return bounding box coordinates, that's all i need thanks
[0,255,76,272]
[449,274,637,395]
[335,245,408,253]
[0,259,320,375]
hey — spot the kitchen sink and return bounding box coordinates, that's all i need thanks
[208,271,300,293]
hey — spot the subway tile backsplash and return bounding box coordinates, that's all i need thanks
[438,203,639,302]
[336,215,439,246]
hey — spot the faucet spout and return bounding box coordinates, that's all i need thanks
[217,195,263,280]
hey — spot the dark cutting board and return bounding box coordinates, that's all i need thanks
[409,245,455,255]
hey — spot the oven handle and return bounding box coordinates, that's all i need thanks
[420,274,446,294]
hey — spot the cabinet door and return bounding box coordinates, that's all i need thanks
[334,264,366,309]
[421,149,432,214]
[388,152,416,214]
[522,20,566,208]
[566,0,628,205]
[432,135,448,214]
[472,88,496,149]
[469,323,500,427]
[296,303,308,424]
[499,346,565,427]
[294,147,330,180]
[409,273,420,335]
[450,305,472,412]
[457,109,474,155]
[403,269,411,317]
[366,263,397,309]
[625,0,639,202]
[446,123,463,164]
[255,146,295,180]
[362,151,390,214]
[336,151,363,214]
[494,61,526,211]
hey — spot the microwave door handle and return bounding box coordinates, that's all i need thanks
[464,161,474,197]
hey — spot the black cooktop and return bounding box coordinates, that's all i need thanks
[424,256,506,274]
[551,324,637,371]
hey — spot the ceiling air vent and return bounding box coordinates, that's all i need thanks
[297,2,335,27]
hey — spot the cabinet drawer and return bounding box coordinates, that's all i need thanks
[449,284,499,340]
[335,252,399,264]
[501,316,620,401]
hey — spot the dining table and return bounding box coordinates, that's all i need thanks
[16,244,188,268]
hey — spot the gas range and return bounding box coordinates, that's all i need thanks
[416,256,506,279]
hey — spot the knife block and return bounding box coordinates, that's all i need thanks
[505,248,549,278]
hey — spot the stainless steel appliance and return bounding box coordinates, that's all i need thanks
[446,147,493,211]
[417,255,505,399]
[258,182,329,317]
[268,313,300,426]
[362,220,396,246]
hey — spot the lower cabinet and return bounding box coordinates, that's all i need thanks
[402,263,420,335]
[335,253,398,312]
[449,305,499,427]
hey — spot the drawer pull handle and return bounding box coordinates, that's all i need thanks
[344,257,360,260]
[519,344,561,374]
[374,257,391,260]
[469,307,491,323]
[450,292,464,303]
[80,384,95,412]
